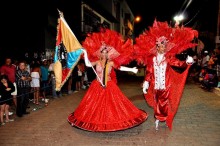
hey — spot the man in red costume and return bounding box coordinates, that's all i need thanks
[142,36,194,131]
[134,20,198,131]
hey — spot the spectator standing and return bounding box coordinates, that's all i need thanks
[48,60,59,98]
[208,51,216,69]
[0,57,17,112]
[16,61,32,117]
[201,50,210,69]
[0,75,15,125]
[75,63,83,91]
[79,60,87,89]
[40,59,49,100]
[214,47,220,87]
[30,62,41,105]
[67,75,73,94]
[71,66,78,92]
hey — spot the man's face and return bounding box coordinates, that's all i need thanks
[157,44,166,54]
[5,58,12,66]
[19,63,26,70]
[43,60,47,65]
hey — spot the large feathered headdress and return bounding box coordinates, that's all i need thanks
[134,20,198,65]
[82,28,134,68]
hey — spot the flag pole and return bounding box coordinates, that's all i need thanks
[57,9,64,17]
[87,60,105,87]
[57,9,105,87]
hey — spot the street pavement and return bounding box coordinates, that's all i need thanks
[0,75,220,146]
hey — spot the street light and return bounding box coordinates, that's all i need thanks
[134,16,141,23]
[132,16,141,43]
[131,16,141,31]
[173,14,184,27]
[127,16,141,43]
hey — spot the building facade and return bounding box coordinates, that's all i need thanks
[45,0,134,56]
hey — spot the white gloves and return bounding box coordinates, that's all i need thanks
[186,55,194,65]
[81,49,92,67]
[142,81,149,94]
[119,66,138,74]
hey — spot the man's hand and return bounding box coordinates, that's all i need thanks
[186,55,194,65]
[142,81,149,94]
[21,76,26,80]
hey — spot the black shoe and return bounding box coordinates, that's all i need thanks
[23,112,30,115]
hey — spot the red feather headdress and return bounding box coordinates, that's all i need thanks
[82,28,134,68]
[134,20,198,65]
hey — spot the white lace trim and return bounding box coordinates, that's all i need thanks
[153,55,167,90]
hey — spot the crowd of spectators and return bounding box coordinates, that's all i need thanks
[189,46,220,91]
[0,52,93,126]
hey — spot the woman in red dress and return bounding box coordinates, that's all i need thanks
[67,29,148,132]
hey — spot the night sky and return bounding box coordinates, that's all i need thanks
[0,1,45,65]
[0,0,218,65]
[126,0,219,35]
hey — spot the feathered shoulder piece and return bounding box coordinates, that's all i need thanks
[134,20,198,65]
[82,28,134,68]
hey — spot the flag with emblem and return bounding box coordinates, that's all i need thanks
[54,11,83,91]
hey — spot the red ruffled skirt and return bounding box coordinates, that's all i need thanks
[67,80,148,132]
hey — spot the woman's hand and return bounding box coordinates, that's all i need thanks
[81,49,92,67]
[119,66,138,74]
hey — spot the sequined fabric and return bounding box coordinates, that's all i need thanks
[67,80,148,132]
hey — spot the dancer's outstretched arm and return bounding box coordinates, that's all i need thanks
[119,66,138,74]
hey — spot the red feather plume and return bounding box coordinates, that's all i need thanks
[134,20,198,65]
[82,28,134,68]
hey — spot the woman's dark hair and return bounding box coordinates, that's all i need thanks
[31,62,40,69]
[0,74,9,81]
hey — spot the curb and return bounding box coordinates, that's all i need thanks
[213,87,220,96]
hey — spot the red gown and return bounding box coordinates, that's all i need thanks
[67,62,148,132]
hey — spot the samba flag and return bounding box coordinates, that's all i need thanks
[54,13,83,91]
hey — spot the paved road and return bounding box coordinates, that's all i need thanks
[0,76,220,146]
